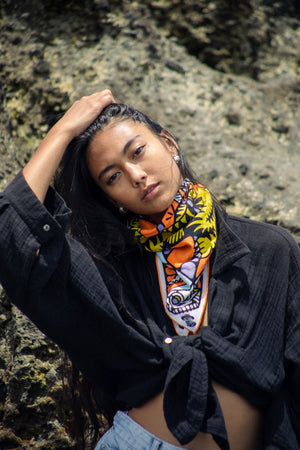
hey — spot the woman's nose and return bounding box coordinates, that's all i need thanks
[125,163,147,186]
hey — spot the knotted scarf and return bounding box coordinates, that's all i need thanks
[128,179,217,335]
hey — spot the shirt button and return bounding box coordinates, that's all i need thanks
[43,224,51,232]
[164,337,173,344]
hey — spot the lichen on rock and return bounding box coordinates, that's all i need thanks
[0,0,299,448]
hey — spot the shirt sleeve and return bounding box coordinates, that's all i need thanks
[0,171,116,353]
[284,233,300,443]
[0,171,159,395]
[0,171,71,303]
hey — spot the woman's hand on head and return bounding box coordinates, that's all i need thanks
[54,89,115,140]
[22,89,115,203]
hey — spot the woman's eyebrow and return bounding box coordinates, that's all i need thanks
[98,164,114,180]
[98,135,140,180]
[123,135,140,155]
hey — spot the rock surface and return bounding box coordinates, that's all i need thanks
[0,0,299,448]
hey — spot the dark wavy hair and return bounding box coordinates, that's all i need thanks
[54,102,200,261]
[55,103,203,448]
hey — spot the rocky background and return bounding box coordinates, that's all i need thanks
[0,0,299,448]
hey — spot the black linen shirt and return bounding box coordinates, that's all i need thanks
[0,172,299,449]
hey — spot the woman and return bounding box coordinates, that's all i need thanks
[0,90,299,449]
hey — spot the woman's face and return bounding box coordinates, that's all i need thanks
[86,120,182,222]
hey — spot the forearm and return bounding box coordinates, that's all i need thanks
[22,123,74,203]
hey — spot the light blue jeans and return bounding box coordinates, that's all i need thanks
[95,411,186,450]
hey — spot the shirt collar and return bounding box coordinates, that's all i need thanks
[211,206,250,276]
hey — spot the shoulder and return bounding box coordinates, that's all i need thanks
[226,214,300,258]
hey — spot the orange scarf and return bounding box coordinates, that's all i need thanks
[128,179,217,335]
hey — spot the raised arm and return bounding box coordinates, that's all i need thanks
[22,89,115,203]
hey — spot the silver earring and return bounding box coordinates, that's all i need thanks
[119,206,128,214]
[173,155,180,163]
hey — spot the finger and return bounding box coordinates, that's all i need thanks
[87,89,115,103]
[79,90,115,113]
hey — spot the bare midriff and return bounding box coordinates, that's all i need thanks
[128,310,263,449]
[128,382,263,449]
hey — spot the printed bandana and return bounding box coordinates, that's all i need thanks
[128,179,217,335]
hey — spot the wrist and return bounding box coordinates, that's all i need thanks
[48,120,78,144]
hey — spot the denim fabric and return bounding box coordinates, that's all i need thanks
[95,411,185,450]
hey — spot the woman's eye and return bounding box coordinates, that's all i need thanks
[133,146,144,158]
[107,172,120,185]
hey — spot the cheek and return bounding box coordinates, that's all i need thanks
[101,186,130,208]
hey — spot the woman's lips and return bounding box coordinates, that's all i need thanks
[142,183,159,201]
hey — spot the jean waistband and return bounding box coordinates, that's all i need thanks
[97,410,186,450]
